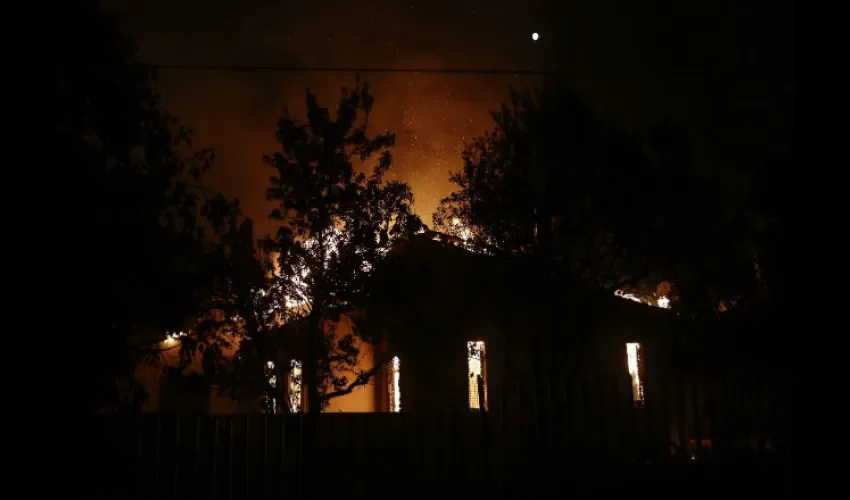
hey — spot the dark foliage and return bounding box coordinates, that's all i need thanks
[55,0,232,413]
[435,85,665,290]
[436,83,771,315]
[259,77,422,413]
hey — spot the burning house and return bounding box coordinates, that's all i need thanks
[137,233,680,417]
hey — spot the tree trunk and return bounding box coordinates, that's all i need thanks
[305,312,322,415]
[301,311,323,493]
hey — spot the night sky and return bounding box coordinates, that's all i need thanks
[105,0,795,238]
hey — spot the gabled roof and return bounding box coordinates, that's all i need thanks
[370,233,677,330]
[274,233,679,350]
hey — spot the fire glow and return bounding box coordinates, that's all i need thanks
[389,356,401,412]
[626,342,645,406]
[289,359,303,413]
[162,331,187,345]
[614,289,671,309]
[451,217,472,242]
[467,340,487,411]
[265,360,278,414]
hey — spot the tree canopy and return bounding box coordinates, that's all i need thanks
[249,78,422,413]
[55,0,231,412]
[435,83,765,315]
[435,85,661,290]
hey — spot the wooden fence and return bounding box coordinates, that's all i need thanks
[65,370,792,499]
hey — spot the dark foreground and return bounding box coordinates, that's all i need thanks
[58,413,792,498]
[61,449,792,499]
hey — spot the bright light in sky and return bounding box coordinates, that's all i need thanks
[532,32,539,41]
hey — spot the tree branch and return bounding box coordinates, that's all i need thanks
[606,271,650,294]
[320,355,392,403]
[133,341,183,354]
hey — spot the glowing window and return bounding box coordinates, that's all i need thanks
[626,342,645,407]
[467,341,488,411]
[265,360,279,414]
[388,356,401,412]
[288,359,303,413]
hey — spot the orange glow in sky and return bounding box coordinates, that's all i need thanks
[109,0,794,240]
[155,70,545,238]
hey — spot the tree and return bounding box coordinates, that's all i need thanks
[435,84,663,294]
[55,0,227,413]
[746,126,792,312]
[173,196,272,408]
[263,78,422,414]
[641,120,760,315]
[435,84,761,316]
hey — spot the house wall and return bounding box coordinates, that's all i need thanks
[366,236,683,415]
[323,316,380,413]
[136,315,383,414]
[135,236,682,416]
[138,301,676,418]
[135,332,250,413]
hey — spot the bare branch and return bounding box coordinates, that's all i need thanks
[135,342,183,354]
[320,355,392,403]
[606,272,650,294]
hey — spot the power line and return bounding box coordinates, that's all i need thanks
[153,65,557,76]
[151,64,789,80]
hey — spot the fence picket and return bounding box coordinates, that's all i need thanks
[91,365,788,498]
